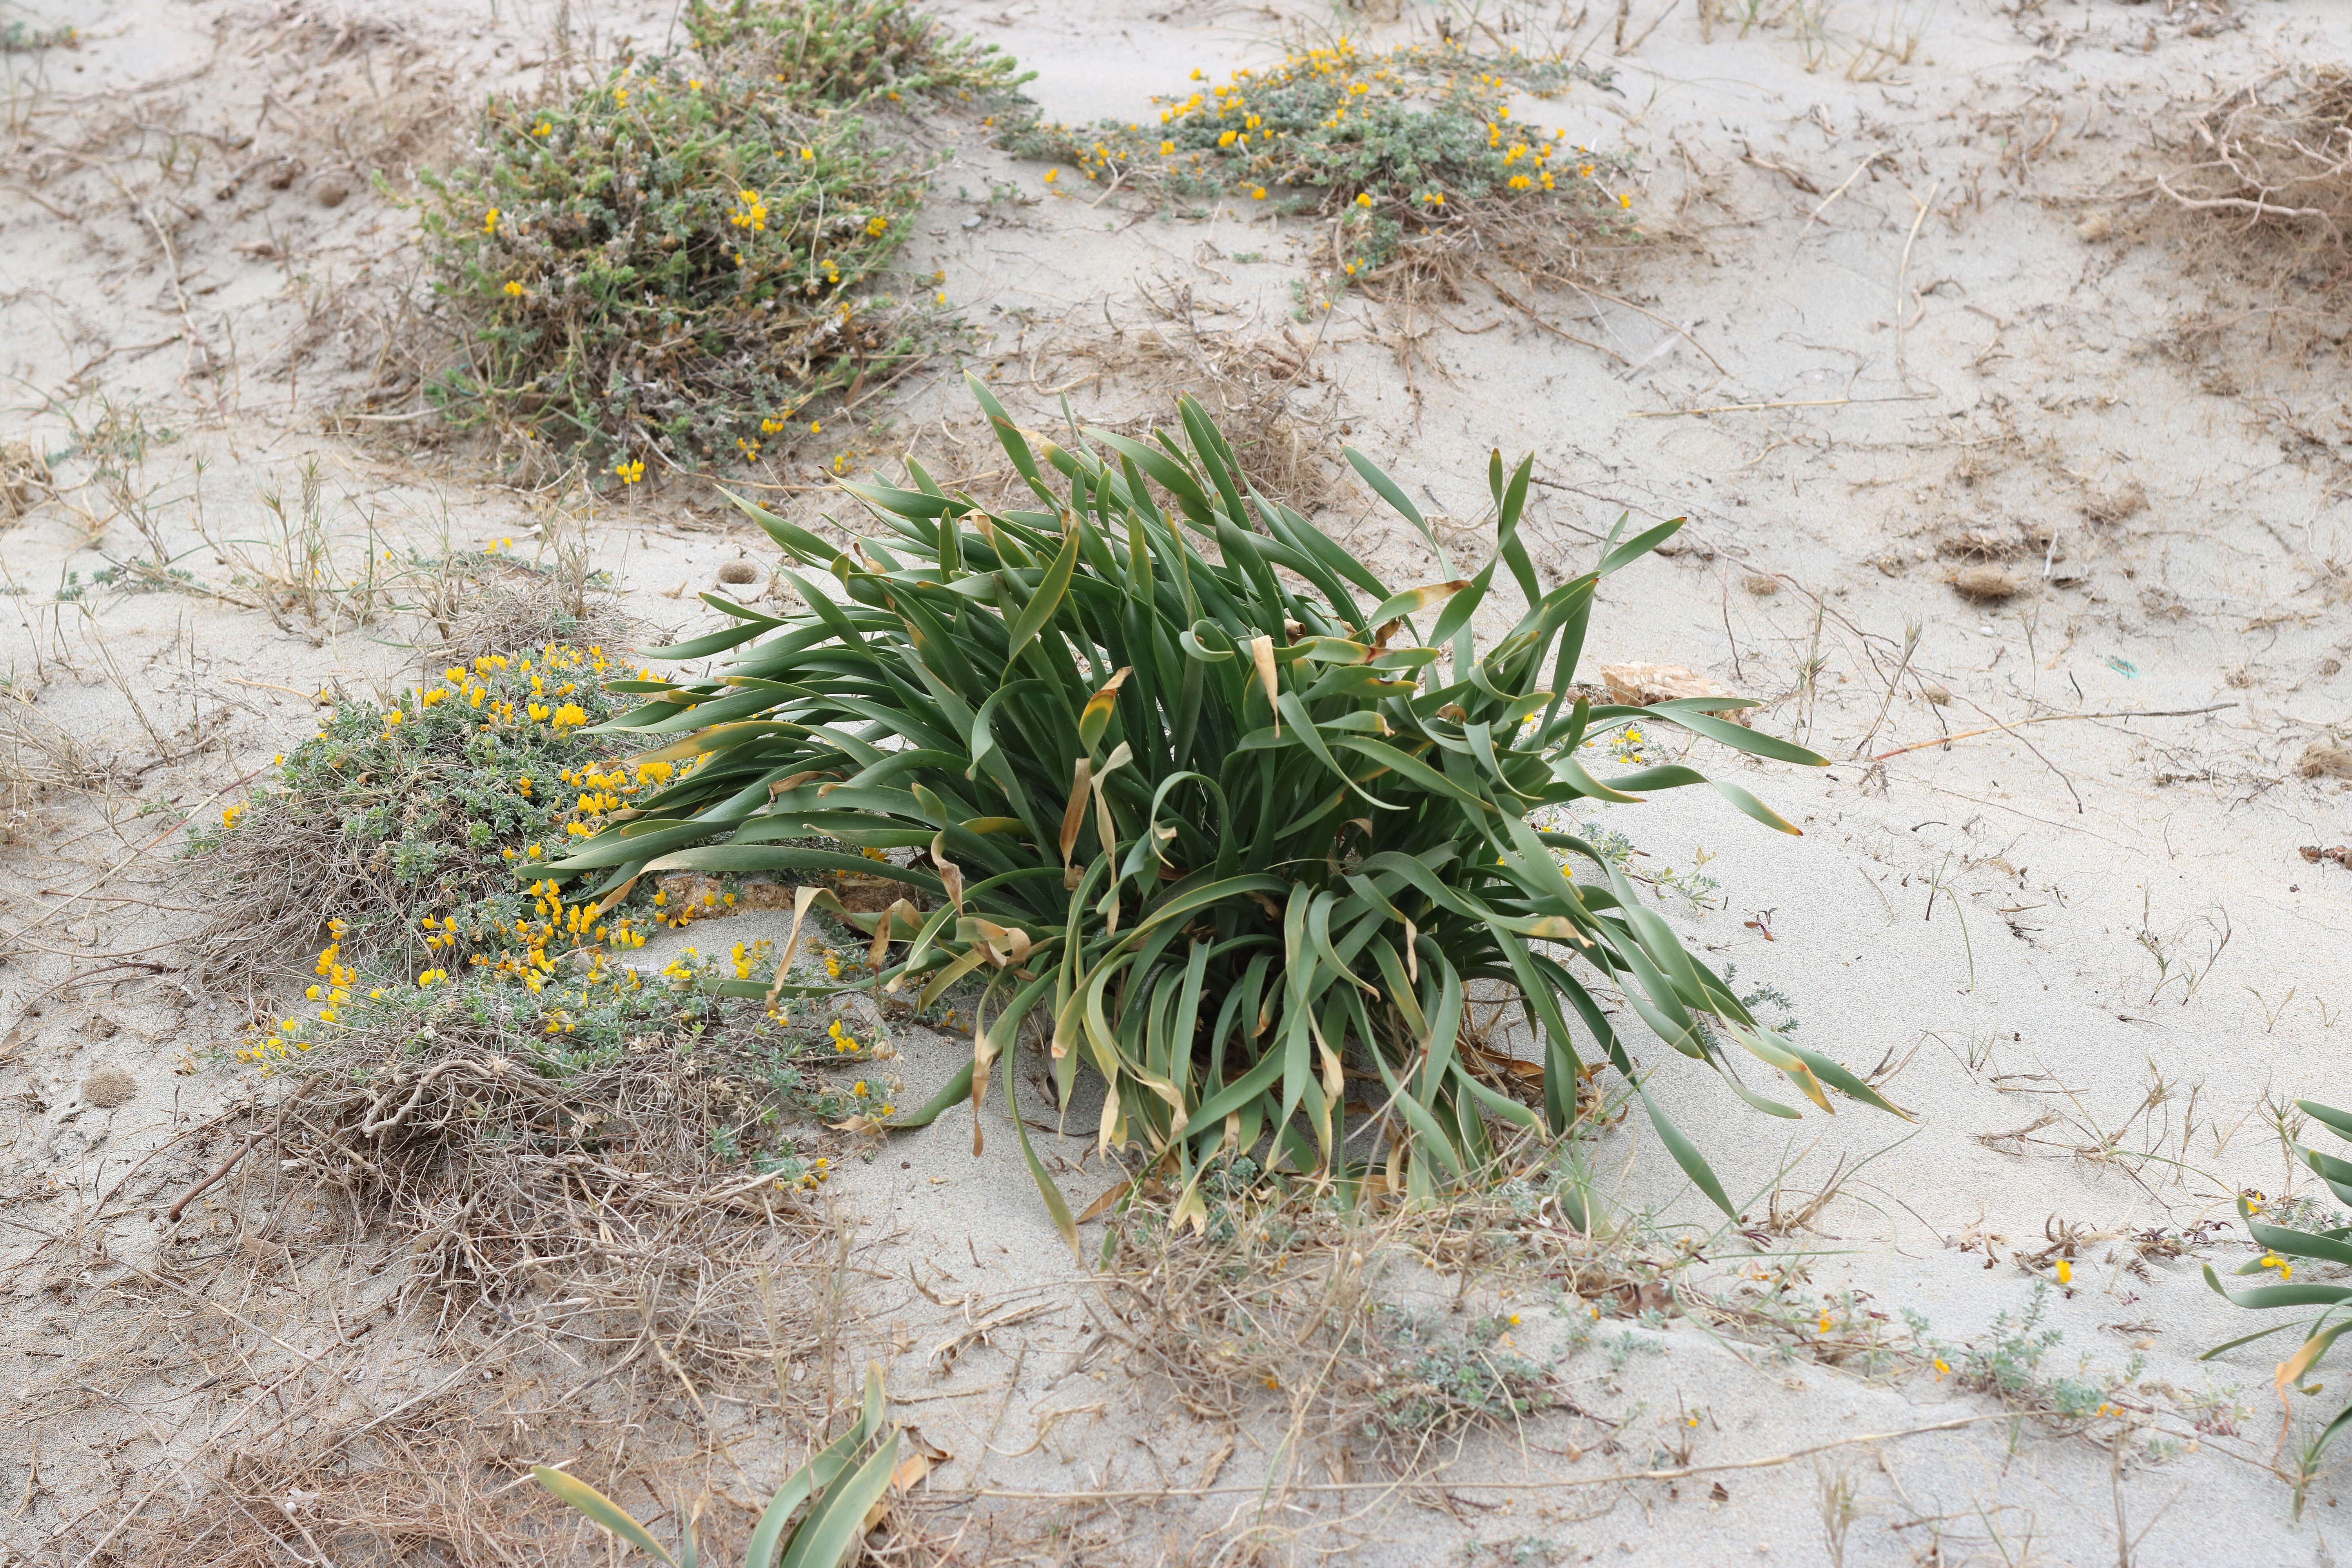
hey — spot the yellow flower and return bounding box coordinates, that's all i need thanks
[503,279,526,297]
[1044,169,1057,183]
[1217,130,1236,148]
[483,208,500,233]
[865,214,888,237]
[809,420,821,435]
[2054,1259,2073,1285]
[1250,186,1267,200]
[1618,192,1633,209]
[1933,1356,1951,1378]
[1159,139,1174,155]
[1355,192,1372,207]
[615,458,645,484]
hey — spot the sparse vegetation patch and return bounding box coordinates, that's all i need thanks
[2154,64,2352,305]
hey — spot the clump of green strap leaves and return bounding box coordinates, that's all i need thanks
[2204,1098,2352,1514]
[414,0,1025,471]
[533,1363,897,1567]
[546,375,1904,1245]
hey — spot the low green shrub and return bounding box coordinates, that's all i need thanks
[544,377,1900,1240]
[2205,1097,2352,1512]
[682,0,1024,104]
[414,0,1026,473]
[1002,36,1635,291]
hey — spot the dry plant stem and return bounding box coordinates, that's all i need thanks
[166,1131,264,1222]
[1635,396,1855,417]
[1805,152,1886,230]
[1871,705,2235,762]
[1572,282,1732,383]
[1851,621,1921,760]
[4,762,265,951]
[1894,181,1939,390]
[1476,268,1631,365]
[953,1412,2014,1500]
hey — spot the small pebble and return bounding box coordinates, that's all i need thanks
[1951,564,2024,602]
[314,178,349,208]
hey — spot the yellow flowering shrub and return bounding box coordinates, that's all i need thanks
[1000,38,1637,285]
[189,643,668,979]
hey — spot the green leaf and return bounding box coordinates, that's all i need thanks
[532,1468,679,1567]
[1639,1086,1737,1218]
[1001,529,1080,677]
[777,1429,900,1568]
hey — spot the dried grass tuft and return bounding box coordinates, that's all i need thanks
[82,1065,138,1106]
[0,437,53,524]
[1048,281,1346,510]
[120,1384,745,1568]
[2153,65,2352,306]
[1087,1170,1646,1481]
[2299,739,2352,780]
[426,562,630,666]
[256,984,844,1378]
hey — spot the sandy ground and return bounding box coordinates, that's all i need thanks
[3,0,2352,1562]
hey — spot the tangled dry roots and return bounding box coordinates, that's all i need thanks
[2156,65,2352,296]
[258,1013,843,1399]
